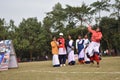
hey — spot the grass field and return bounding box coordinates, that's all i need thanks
[0,57,120,80]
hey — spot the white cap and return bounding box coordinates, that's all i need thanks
[59,33,63,36]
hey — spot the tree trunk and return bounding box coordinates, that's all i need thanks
[98,10,101,25]
[29,50,33,61]
[115,47,120,56]
[105,39,112,55]
[118,14,120,33]
[81,19,83,26]
[2,35,6,40]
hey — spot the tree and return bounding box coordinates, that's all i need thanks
[75,2,93,26]
[65,3,92,26]
[91,0,110,24]
[42,16,54,57]
[110,0,120,19]
[0,18,8,40]
[100,17,120,55]
[110,0,120,32]
[46,3,66,32]
[14,17,46,60]
[65,5,77,28]
[6,20,17,40]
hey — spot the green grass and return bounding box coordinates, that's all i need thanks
[0,57,120,80]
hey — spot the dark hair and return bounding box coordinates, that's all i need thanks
[68,34,72,37]
[52,36,56,39]
[97,27,102,32]
[84,34,88,37]
[78,35,82,37]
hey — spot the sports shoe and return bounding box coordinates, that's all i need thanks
[63,64,66,66]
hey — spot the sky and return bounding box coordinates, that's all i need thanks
[0,0,114,26]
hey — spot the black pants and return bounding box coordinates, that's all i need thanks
[68,61,75,65]
[59,55,66,64]
[53,64,60,67]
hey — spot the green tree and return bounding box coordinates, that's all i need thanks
[100,17,120,55]
[110,0,120,19]
[14,17,46,60]
[110,0,120,32]
[75,3,92,26]
[47,3,66,32]
[65,3,92,26]
[91,0,110,23]
[65,5,77,29]
[7,20,17,40]
[0,18,8,40]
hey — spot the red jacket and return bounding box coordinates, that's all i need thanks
[57,37,65,48]
[88,25,102,42]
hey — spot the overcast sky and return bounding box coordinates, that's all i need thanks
[0,0,114,26]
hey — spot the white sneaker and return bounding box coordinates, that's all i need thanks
[60,64,62,67]
[63,64,66,66]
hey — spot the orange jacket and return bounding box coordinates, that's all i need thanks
[57,37,65,48]
[51,41,58,54]
[88,25,102,42]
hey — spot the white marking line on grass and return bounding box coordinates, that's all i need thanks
[103,57,120,59]
[15,70,120,74]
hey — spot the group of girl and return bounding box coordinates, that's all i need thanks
[51,25,102,67]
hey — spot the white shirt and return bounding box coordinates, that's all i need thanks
[76,39,84,49]
[83,38,90,48]
[76,39,79,49]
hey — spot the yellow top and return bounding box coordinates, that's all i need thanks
[51,41,58,55]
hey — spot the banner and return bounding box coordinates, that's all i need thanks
[8,41,18,68]
[0,40,18,71]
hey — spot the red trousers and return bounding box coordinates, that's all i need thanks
[90,54,100,63]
